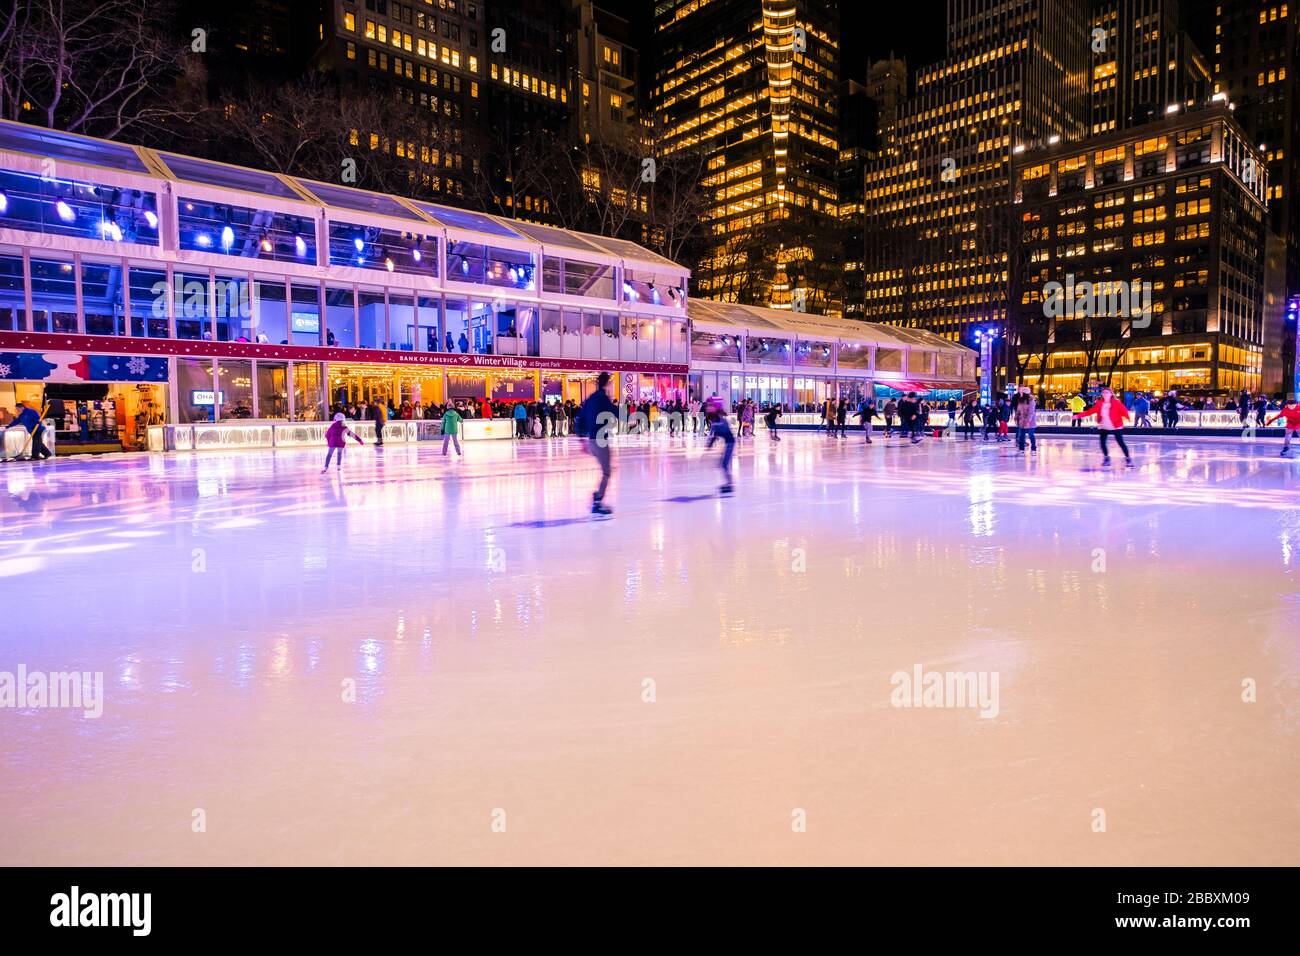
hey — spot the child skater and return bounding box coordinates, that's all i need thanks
[322,412,364,472]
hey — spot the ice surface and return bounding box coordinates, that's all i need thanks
[1,431,1298,865]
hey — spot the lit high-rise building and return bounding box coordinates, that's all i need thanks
[862,0,1092,339]
[1089,0,1211,136]
[1187,0,1297,392]
[866,57,908,151]
[653,0,842,312]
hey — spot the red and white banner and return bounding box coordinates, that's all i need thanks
[0,330,688,376]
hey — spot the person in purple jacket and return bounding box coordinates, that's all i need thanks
[322,412,364,472]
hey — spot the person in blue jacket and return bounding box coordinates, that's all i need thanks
[577,372,618,515]
[8,400,52,461]
[512,400,528,439]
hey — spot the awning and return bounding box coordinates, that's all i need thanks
[876,380,973,395]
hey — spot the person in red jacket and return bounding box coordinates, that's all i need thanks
[1265,400,1300,456]
[1072,387,1133,467]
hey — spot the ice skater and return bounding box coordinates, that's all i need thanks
[764,403,782,441]
[322,412,364,471]
[441,402,464,456]
[1013,385,1037,454]
[1073,387,1132,467]
[577,372,618,515]
[897,392,921,444]
[1265,400,1300,456]
[704,394,735,494]
[858,397,877,443]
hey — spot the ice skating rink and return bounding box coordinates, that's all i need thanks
[1,430,1298,866]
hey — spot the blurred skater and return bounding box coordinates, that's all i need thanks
[704,394,736,495]
[577,372,618,515]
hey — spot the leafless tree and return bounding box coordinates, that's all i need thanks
[0,0,192,139]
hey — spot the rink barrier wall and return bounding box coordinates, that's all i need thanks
[142,418,528,451]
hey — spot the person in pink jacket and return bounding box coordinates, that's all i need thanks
[1072,387,1132,467]
[322,412,364,472]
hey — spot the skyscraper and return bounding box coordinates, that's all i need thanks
[653,0,842,312]
[1188,0,1298,392]
[866,57,908,151]
[576,2,642,149]
[1090,0,1211,135]
[862,0,1092,338]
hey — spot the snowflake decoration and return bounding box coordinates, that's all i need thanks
[126,356,149,376]
[0,363,9,377]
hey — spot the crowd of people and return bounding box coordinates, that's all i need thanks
[13,380,1300,498]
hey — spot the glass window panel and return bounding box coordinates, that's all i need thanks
[561,308,582,337]
[690,329,741,363]
[162,153,301,198]
[418,295,440,352]
[0,124,149,172]
[390,293,417,350]
[625,267,685,308]
[540,307,561,355]
[293,362,326,421]
[542,256,562,294]
[563,259,614,298]
[876,347,903,372]
[216,359,254,420]
[837,341,871,369]
[173,271,210,340]
[291,284,321,347]
[255,361,289,419]
[468,299,494,353]
[415,203,522,236]
[325,286,354,348]
[246,277,288,343]
[0,254,25,331]
[796,339,834,368]
[445,297,470,353]
[176,357,215,424]
[653,318,670,363]
[217,274,254,341]
[177,197,316,263]
[0,168,159,245]
[128,266,167,338]
[447,240,485,283]
[327,221,438,276]
[29,257,78,333]
[81,259,126,335]
[485,246,536,289]
[357,290,387,349]
[302,181,424,220]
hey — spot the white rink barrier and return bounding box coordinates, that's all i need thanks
[146,418,524,451]
[757,409,1271,430]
